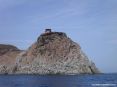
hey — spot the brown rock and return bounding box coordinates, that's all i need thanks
[15,32,100,74]
[0,44,21,74]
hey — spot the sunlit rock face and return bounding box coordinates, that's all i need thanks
[14,32,100,74]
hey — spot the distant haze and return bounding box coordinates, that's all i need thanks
[0,0,117,73]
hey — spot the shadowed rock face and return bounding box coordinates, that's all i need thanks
[14,32,100,74]
[0,44,21,74]
[0,44,20,56]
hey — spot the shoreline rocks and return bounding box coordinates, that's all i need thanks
[0,32,100,74]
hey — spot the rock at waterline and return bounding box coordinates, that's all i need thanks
[0,30,100,74]
[0,44,21,74]
[14,31,100,74]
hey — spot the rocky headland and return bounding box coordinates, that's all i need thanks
[0,31,100,74]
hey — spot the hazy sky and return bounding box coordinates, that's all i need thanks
[0,0,117,73]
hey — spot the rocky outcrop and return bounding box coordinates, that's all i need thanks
[14,32,100,74]
[0,44,21,74]
[0,44,20,56]
[0,32,100,74]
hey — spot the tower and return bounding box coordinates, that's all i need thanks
[45,29,51,33]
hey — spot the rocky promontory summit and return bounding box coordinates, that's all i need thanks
[0,29,100,74]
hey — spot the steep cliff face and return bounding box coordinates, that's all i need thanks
[15,32,100,74]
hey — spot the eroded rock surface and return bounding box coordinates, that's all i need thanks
[0,44,21,74]
[14,32,100,74]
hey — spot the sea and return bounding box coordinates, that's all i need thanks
[0,74,117,87]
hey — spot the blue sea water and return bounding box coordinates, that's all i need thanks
[0,74,117,87]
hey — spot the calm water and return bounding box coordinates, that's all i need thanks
[0,74,117,87]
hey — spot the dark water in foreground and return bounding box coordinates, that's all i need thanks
[0,74,117,87]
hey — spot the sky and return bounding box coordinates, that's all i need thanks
[0,0,117,73]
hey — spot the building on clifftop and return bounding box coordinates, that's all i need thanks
[45,29,52,33]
